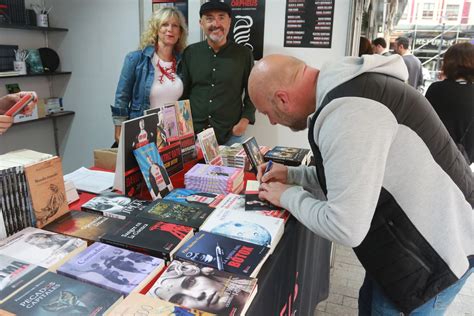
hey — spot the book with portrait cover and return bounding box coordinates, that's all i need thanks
[57,242,165,296]
[81,192,150,220]
[114,113,157,196]
[162,104,180,144]
[0,254,47,304]
[197,128,223,165]
[0,227,86,272]
[175,100,196,163]
[133,143,173,200]
[244,180,285,212]
[144,107,184,176]
[43,210,125,245]
[164,188,224,209]
[109,293,214,316]
[147,260,257,316]
[100,217,193,261]
[24,156,69,228]
[1,272,123,316]
[176,231,270,278]
[200,207,284,253]
[242,137,265,174]
[264,146,310,166]
[216,193,290,223]
[138,199,214,230]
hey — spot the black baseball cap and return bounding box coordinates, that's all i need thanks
[199,0,232,17]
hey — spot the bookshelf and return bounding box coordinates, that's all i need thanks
[0,23,68,32]
[0,71,71,79]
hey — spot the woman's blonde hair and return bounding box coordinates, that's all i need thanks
[140,7,188,53]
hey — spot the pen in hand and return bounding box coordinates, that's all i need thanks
[263,160,273,177]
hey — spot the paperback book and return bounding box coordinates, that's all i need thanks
[197,128,223,165]
[109,293,214,315]
[0,254,47,304]
[1,272,123,316]
[242,137,265,173]
[164,188,224,209]
[175,100,196,163]
[57,242,165,296]
[100,217,194,261]
[264,146,311,166]
[244,180,285,212]
[147,260,257,316]
[0,227,86,271]
[176,231,270,278]
[184,164,244,195]
[144,107,184,176]
[200,207,284,253]
[138,199,214,230]
[43,210,125,245]
[162,103,180,144]
[134,143,173,200]
[219,144,248,169]
[81,192,150,219]
[24,156,69,228]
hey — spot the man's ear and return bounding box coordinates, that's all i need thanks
[275,90,290,110]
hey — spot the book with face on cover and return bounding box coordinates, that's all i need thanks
[263,146,310,166]
[175,100,196,163]
[1,272,123,316]
[100,217,194,261]
[242,137,265,174]
[24,156,69,228]
[109,293,214,315]
[0,254,47,304]
[0,227,87,272]
[147,260,257,316]
[57,242,165,296]
[133,143,173,200]
[197,128,223,165]
[138,199,214,231]
[200,207,284,254]
[81,192,150,220]
[176,231,270,278]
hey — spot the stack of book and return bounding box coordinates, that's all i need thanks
[184,163,244,195]
[219,143,248,169]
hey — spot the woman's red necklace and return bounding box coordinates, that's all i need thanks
[156,57,176,84]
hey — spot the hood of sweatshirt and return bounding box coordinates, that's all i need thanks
[315,54,409,110]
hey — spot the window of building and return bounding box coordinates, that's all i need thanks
[445,4,460,21]
[422,3,435,19]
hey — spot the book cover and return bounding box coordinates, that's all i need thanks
[162,104,180,144]
[242,137,265,173]
[1,272,123,316]
[200,207,284,253]
[25,49,43,74]
[81,192,150,220]
[164,188,224,209]
[133,143,173,200]
[244,180,285,212]
[197,128,223,165]
[175,100,196,163]
[24,157,69,228]
[147,260,257,316]
[144,108,184,176]
[264,146,310,166]
[100,217,193,261]
[109,293,214,315]
[0,227,86,271]
[57,242,165,296]
[0,254,47,304]
[138,199,214,230]
[43,210,124,245]
[176,231,270,278]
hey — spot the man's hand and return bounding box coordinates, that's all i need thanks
[257,161,288,184]
[232,118,249,136]
[258,182,292,208]
[0,115,13,135]
[0,92,38,115]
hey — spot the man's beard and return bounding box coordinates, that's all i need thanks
[207,28,225,43]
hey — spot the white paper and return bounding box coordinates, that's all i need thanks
[64,167,114,194]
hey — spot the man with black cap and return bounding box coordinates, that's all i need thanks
[178,0,256,145]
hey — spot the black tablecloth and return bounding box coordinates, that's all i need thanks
[246,216,331,315]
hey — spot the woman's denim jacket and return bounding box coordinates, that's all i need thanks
[111,45,181,125]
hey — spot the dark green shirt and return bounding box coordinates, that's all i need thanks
[178,40,256,144]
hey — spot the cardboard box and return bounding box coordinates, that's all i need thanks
[93,148,117,171]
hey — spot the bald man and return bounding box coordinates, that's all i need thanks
[249,54,473,315]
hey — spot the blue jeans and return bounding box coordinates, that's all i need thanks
[359,265,473,315]
[224,134,246,146]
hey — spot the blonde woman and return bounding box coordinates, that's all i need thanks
[111,7,187,144]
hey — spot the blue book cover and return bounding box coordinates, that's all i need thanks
[175,231,270,278]
[164,188,224,209]
[57,242,165,296]
[1,271,122,315]
[133,143,173,200]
